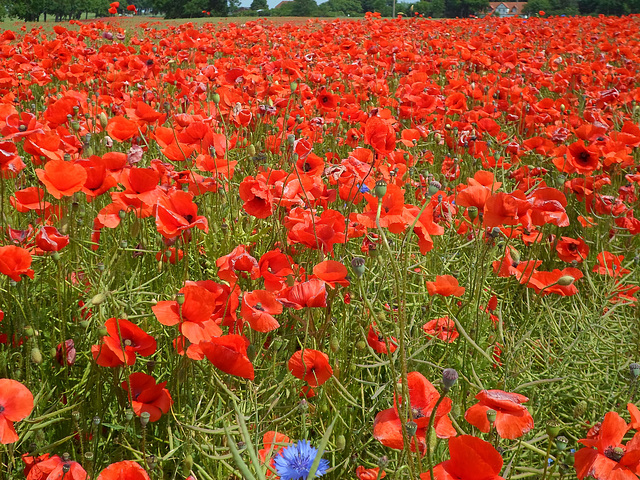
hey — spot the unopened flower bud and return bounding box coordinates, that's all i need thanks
[442,368,458,391]
[351,257,365,278]
[573,400,587,417]
[212,93,220,104]
[90,293,106,306]
[30,347,43,364]
[557,275,575,286]
[336,434,346,450]
[99,112,108,129]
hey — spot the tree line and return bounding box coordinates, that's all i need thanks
[1,0,637,23]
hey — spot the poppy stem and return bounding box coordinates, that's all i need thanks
[426,390,449,480]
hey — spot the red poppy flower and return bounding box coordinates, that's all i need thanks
[419,435,505,480]
[241,290,283,332]
[0,141,25,177]
[312,260,349,288]
[556,237,589,263]
[152,284,219,345]
[92,318,157,367]
[523,267,583,296]
[35,226,69,252]
[259,431,291,476]
[96,461,150,480]
[35,160,87,199]
[259,249,296,292]
[364,116,396,155]
[278,278,327,310]
[373,372,456,455]
[288,349,333,387]
[121,372,173,422]
[357,466,386,480]
[26,454,87,480]
[575,411,640,480]
[106,116,139,143]
[10,187,50,214]
[593,252,630,278]
[426,275,465,297]
[155,190,208,239]
[0,245,34,282]
[56,339,76,367]
[217,245,260,285]
[0,379,33,444]
[200,335,254,380]
[465,390,534,439]
[367,324,398,354]
[423,316,459,343]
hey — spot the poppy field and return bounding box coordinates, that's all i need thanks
[1,11,640,480]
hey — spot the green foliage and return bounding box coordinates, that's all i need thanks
[290,0,318,15]
[250,0,269,10]
[322,0,364,16]
[411,0,445,16]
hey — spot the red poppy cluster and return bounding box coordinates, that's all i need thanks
[0,12,638,480]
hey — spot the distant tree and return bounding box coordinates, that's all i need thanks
[290,0,317,15]
[251,0,269,9]
[325,0,363,15]
[361,0,389,14]
[412,0,444,16]
[443,0,488,17]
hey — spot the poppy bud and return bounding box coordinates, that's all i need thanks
[511,249,521,264]
[182,454,194,476]
[486,409,497,423]
[631,363,640,378]
[299,399,309,412]
[287,134,295,145]
[247,144,256,156]
[30,347,43,364]
[573,400,587,417]
[140,411,151,428]
[330,337,340,353]
[290,82,298,92]
[52,252,61,262]
[24,326,35,337]
[212,93,220,104]
[70,121,80,132]
[442,368,458,391]
[98,326,108,337]
[555,436,568,451]
[351,257,365,278]
[99,112,108,128]
[374,180,387,199]
[336,434,346,450]
[356,340,367,350]
[90,293,106,306]
[467,206,478,221]
[405,421,418,437]
[557,275,575,286]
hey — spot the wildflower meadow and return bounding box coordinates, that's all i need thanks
[0,9,640,480]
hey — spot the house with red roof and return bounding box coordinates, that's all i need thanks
[486,1,528,16]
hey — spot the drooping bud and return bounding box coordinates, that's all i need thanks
[557,275,575,286]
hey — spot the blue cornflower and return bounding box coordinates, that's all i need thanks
[358,184,370,194]
[274,440,329,480]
